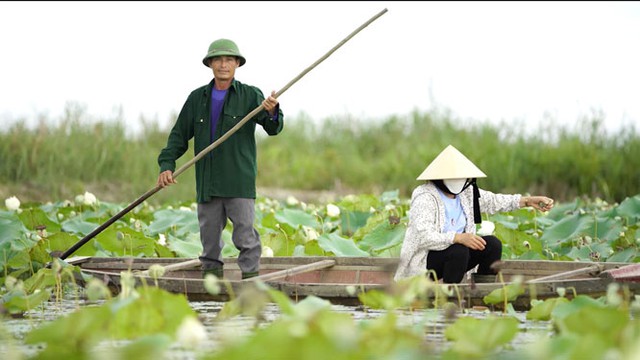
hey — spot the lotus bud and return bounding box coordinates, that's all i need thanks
[477,221,495,236]
[176,316,208,348]
[86,278,110,301]
[286,195,299,206]
[4,276,17,290]
[203,274,221,294]
[345,285,356,296]
[326,204,340,218]
[262,246,274,257]
[83,191,97,205]
[4,196,20,211]
[302,226,319,241]
[148,264,166,279]
[556,287,566,298]
[606,283,622,306]
[119,271,137,299]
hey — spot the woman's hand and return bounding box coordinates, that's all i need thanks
[454,233,486,250]
[521,196,554,212]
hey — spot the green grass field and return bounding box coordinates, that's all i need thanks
[1,103,638,205]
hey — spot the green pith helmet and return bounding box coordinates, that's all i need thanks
[202,38,246,67]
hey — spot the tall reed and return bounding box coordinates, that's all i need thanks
[257,109,639,203]
[1,103,637,205]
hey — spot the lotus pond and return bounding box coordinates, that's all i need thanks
[1,191,640,359]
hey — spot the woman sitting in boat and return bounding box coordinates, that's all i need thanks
[394,144,555,284]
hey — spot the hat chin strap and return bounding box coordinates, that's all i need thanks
[433,179,482,224]
[470,178,482,224]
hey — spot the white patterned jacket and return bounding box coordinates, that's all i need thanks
[394,182,522,281]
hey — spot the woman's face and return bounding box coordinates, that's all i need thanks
[443,178,468,194]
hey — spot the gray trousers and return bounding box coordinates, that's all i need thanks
[197,198,261,274]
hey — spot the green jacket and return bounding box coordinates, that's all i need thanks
[158,78,284,202]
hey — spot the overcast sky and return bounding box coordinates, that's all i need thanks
[1,1,639,135]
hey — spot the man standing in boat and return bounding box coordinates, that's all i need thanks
[394,145,554,283]
[156,38,284,279]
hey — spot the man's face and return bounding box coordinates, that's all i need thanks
[209,56,239,81]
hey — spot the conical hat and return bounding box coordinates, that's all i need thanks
[416,145,487,180]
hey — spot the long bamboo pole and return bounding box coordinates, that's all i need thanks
[527,264,603,283]
[241,259,336,282]
[56,8,388,260]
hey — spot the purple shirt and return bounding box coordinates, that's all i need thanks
[210,88,227,141]
[211,88,278,141]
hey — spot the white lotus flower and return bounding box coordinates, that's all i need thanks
[345,285,356,296]
[158,234,167,246]
[476,221,495,236]
[75,194,84,204]
[607,283,623,306]
[176,316,207,348]
[286,195,299,206]
[86,278,110,301]
[179,206,191,212]
[119,271,138,299]
[326,204,340,218]
[302,225,319,241]
[439,284,454,297]
[5,196,20,211]
[5,276,18,290]
[204,274,221,294]
[83,191,97,205]
[262,246,274,257]
[148,264,166,279]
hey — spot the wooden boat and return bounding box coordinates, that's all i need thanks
[68,256,640,310]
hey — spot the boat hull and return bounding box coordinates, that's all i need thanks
[69,256,640,310]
